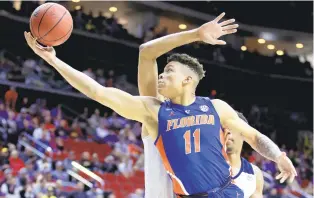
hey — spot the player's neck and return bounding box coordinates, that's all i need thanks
[171,92,196,106]
[228,153,242,169]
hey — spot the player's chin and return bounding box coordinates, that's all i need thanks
[157,86,167,95]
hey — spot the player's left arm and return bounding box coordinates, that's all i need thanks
[212,99,297,183]
[250,165,264,198]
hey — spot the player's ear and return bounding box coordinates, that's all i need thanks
[182,76,192,86]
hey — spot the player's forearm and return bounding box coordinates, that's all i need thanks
[49,57,100,99]
[139,29,200,59]
[251,132,282,163]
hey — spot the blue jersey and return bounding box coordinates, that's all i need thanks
[155,97,231,195]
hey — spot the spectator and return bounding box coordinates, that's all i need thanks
[5,87,18,110]
[89,109,101,129]
[55,119,70,138]
[52,161,68,181]
[0,147,9,168]
[80,152,93,170]
[108,112,125,130]
[70,182,87,198]
[33,123,45,140]
[0,177,22,198]
[63,151,76,170]
[91,153,102,171]
[0,103,8,120]
[36,157,52,173]
[103,155,118,173]
[9,150,25,175]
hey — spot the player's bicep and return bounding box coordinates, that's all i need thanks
[250,166,264,198]
[213,99,258,145]
[94,87,149,122]
[138,52,158,97]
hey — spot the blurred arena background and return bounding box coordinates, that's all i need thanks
[0,1,312,198]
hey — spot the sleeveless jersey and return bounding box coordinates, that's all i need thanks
[155,97,230,195]
[143,136,174,198]
[232,158,257,198]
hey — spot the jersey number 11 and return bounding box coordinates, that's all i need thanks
[183,128,201,154]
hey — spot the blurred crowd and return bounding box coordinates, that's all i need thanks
[0,48,138,95]
[0,90,146,198]
[1,1,312,80]
[0,87,311,198]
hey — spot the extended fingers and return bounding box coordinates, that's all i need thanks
[275,172,284,180]
[280,172,289,183]
[288,173,296,183]
[222,24,239,31]
[215,40,227,45]
[213,12,225,23]
[276,172,290,183]
[219,19,235,26]
[222,29,237,36]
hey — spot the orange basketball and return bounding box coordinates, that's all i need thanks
[30,3,73,46]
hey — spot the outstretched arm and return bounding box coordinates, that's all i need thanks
[212,99,297,183]
[138,12,238,97]
[24,32,151,123]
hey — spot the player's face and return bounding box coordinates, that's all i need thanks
[225,128,243,154]
[158,62,188,99]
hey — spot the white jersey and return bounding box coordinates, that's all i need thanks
[232,158,257,198]
[143,136,174,198]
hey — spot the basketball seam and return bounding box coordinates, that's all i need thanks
[37,10,68,43]
[37,3,55,38]
[40,25,73,42]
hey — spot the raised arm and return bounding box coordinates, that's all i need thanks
[212,99,297,183]
[24,32,151,123]
[138,12,238,97]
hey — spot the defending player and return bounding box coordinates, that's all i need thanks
[226,112,264,198]
[24,12,297,198]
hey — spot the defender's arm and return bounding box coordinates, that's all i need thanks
[138,12,238,97]
[250,165,264,198]
[138,29,200,97]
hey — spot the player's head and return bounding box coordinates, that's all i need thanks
[158,53,205,99]
[225,111,248,154]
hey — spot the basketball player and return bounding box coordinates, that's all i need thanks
[24,12,297,198]
[136,13,238,198]
[226,112,264,198]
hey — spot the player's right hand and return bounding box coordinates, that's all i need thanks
[197,12,239,45]
[24,31,56,63]
[275,152,298,183]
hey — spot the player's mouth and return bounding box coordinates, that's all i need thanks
[158,81,165,87]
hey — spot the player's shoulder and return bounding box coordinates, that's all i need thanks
[210,98,230,108]
[210,99,236,120]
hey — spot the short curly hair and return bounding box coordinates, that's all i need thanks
[167,53,206,80]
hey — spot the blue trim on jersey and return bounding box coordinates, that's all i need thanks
[232,158,254,180]
[242,158,254,175]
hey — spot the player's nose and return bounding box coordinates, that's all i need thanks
[158,73,164,79]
